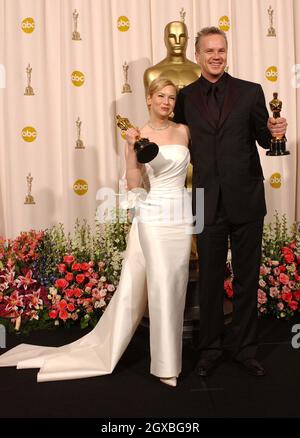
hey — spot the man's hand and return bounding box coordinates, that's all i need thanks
[267,117,287,137]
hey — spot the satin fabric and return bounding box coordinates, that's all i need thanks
[0,145,192,382]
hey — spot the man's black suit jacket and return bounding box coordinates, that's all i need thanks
[173,74,272,225]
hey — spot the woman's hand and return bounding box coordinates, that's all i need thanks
[125,128,140,150]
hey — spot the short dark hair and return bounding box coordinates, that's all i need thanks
[195,26,228,52]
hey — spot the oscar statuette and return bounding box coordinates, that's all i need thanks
[267,92,290,156]
[116,115,158,163]
[24,173,35,204]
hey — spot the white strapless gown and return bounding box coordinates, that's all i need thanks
[0,145,192,382]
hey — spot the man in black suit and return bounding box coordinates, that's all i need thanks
[173,27,287,377]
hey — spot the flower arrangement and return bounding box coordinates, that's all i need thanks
[224,213,300,319]
[0,212,131,333]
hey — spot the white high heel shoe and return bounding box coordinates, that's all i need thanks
[159,377,177,387]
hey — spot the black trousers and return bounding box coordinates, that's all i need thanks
[196,194,264,361]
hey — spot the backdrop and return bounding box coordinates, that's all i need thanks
[0,0,299,238]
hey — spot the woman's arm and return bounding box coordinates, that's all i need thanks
[125,128,144,190]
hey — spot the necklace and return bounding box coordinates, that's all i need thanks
[147,121,170,131]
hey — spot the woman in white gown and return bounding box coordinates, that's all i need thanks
[0,78,193,387]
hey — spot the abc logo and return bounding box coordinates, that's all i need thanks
[21,17,35,34]
[117,16,130,32]
[265,66,278,82]
[21,126,37,142]
[218,16,230,32]
[73,179,88,196]
[71,71,85,87]
[269,172,282,188]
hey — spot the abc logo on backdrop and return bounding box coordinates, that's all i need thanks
[71,71,85,87]
[73,179,88,196]
[218,16,230,32]
[21,17,35,33]
[269,172,282,189]
[21,126,37,142]
[117,16,130,32]
[265,66,278,82]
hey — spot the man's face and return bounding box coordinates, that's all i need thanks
[195,34,227,82]
[165,22,187,55]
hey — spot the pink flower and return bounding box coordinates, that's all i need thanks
[279,273,289,285]
[58,264,67,273]
[277,302,284,310]
[260,265,270,276]
[269,287,280,298]
[257,289,267,304]
[273,267,280,277]
[15,270,36,290]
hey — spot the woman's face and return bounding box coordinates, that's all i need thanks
[147,85,177,118]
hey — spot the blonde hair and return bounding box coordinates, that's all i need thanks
[195,26,227,52]
[147,77,177,99]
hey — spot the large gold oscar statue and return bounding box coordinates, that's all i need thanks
[144,21,201,338]
[145,20,200,271]
[144,21,200,91]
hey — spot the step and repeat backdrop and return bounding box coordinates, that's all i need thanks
[0,0,299,237]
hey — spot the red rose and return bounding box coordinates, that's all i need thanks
[55,278,69,289]
[73,288,83,297]
[282,291,292,302]
[289,300,298,311]
[293,291,300,300]
[63,255,75,265]
[76,274,85,284]
[58,299,68,310]
[279,265,286,273]
[282,247,295,263]
[65,272,74,282]
[81,262,90,271]
[72,262,82,271]
[49,310,58,319]
[67,303,75,312]
[58,264,67,273]
[59,309,68,320]
[65,289,74,298]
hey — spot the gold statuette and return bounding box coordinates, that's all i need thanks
[24,173,35,204]
[122,61,132,93]
[75,117,85,149]
[267,92,290,156]
[267,5,276,37]
[116,115,158,163]
[143,21,201,91]
[72,9,82,40]
[24,64,35,95]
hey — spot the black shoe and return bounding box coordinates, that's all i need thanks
[195,356,222,377]
[234,358,266,377]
